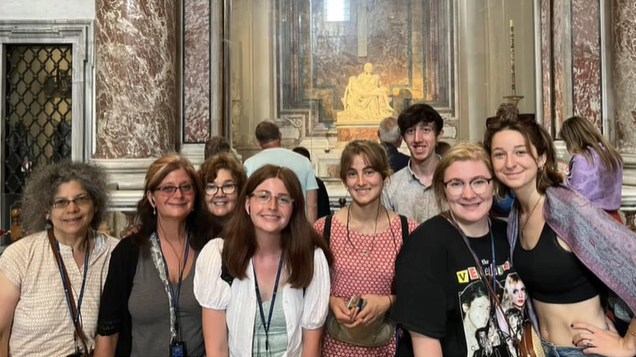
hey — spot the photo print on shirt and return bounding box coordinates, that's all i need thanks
[458,267,526,357]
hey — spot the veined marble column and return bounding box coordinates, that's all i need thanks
[94,0,178,158]
[613,0,636,154]
[539,0,602,135]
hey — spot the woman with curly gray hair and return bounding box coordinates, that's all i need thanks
[0,161,119,357]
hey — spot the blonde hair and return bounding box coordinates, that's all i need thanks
[432,142,500,212]
[560,116,622,173]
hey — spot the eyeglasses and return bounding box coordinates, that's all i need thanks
[250,190,294,206]
[52,195,93,209]
[485,113,536,129]
[443,178,493,196]
[154,184,195,195]
[205,183,237,195]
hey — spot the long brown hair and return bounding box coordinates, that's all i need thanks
[136,154,215,253]
[559,116,623,173]
[483,116,563,194]
[222,165,334,288]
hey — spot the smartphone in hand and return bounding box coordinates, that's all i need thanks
[347,295,365,311]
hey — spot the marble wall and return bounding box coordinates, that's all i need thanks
[93,0,178,159]
[539,0,602,135]
[613,0,636,153]
[183,0,211,143]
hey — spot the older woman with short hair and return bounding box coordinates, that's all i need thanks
[0,161,119,357]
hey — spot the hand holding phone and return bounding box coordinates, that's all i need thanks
[347,295,365,311]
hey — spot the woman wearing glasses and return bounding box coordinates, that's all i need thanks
[199,153,248,232]
[483,116,636,357]
[0,161,119,357]
[95,155,215,357]
[392,143,524,357]
[194,164,333,357]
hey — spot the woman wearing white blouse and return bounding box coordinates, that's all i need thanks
[194,165,333,357]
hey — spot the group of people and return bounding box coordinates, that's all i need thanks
[0,100,635,357]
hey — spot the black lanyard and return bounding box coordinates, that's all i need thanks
[54,239,90,327]
[253,252,284,352]
[455,218,497,294]
[156,232,191,340]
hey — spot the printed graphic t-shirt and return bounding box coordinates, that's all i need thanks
[391,215,527,357]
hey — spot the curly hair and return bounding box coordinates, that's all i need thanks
[198,152,247,190]
[21,161,109,231]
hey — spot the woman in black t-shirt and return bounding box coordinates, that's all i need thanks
[391,143,525,357]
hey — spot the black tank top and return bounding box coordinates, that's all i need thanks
[513,223,605,303]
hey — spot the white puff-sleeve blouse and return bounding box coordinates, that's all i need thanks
[193,238,330,357]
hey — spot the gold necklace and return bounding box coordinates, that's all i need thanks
[520,196,543,240]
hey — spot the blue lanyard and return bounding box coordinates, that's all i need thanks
[156,233,190,333]
[54,239,90,325]
[253,252,284,352]
[456,218,497,294]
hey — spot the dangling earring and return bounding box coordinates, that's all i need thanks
[45,213,52,230]
[153,206,156,215]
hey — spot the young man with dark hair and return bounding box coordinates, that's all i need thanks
[243,121,319,223]
[382,103,444,223]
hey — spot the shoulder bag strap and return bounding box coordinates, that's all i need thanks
[399,214,408,242]
[323,215,332,246]
[47,229,91,355]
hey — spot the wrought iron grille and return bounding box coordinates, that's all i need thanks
[3,44,73,229]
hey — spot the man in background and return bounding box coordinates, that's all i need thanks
[204,136,231,159]
[378,116,410,173]
[243,121,318,223]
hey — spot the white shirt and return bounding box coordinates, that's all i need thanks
[0,230,119,357]
[194,238,330,357]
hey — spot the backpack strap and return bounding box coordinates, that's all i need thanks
[323,215,333,246]
[221,261,234,286]
[399,214,409,242]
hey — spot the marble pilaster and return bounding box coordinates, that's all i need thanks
[571,0,602,127]
[94,0,178,158]
[539,0,602,134]
[183,0,211,142]
[613,0,636,153]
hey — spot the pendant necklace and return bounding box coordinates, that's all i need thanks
[520,195,543,240]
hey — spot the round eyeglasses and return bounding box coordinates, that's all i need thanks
[205,183,237,195]
[443,178,493,197]
[250,190,294,206]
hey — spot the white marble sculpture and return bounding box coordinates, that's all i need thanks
[337,63,394,124]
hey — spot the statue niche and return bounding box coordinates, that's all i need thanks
[336,63,394,124]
